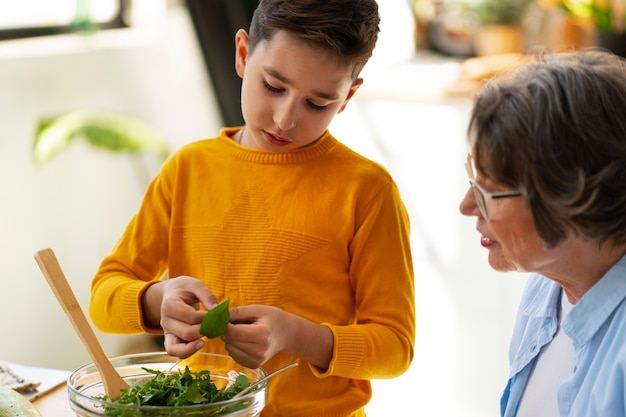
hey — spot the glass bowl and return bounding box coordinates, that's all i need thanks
[67,352,267,417]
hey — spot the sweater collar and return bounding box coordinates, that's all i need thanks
[219,127,338,164]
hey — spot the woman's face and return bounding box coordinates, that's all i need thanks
[234,29,362,152]
[459,168,567,273]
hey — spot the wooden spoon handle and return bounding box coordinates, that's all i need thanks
[34,248,129,397]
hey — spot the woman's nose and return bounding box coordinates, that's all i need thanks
[459,186,479,217]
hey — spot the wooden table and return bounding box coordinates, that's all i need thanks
[33,383,74,417]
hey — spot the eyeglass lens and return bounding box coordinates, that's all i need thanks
[470,183,489,220]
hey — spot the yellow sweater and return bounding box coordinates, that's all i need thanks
[90,127,415,417]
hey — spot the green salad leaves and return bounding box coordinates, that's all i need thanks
[200,298,231,339]
[100,366,250,415]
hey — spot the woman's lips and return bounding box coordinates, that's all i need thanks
[480,236,495,248]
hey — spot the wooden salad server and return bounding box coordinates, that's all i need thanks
[34,248,129,398]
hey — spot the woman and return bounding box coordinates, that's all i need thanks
[459,50,626,416]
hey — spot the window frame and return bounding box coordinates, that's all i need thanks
[0,0,130,42]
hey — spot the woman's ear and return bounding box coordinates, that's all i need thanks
[234,29,250,79]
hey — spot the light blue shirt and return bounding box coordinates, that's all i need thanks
[501,254,626,417]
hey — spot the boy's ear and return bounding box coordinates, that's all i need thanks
[337,78,364,114]
[235,29,250,78]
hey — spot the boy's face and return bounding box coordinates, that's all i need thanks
[235,29,362,152]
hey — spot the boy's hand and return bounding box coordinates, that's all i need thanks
[143,276,217,358]
[222,305,288,368]
[224,305,333,370]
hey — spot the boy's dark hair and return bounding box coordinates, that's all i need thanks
[469,50,626,248]
[248,0,380,79]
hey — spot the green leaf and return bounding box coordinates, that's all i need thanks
[33,109,169,164]
[184,380,206,404]
[98,365,251,414]
[233,374,250,391]
[200,298,231,339]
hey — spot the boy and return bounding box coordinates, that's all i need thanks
[90,1,415,415]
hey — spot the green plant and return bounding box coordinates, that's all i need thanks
[464,0,533,25]
[561,0,625,33]
[33,109,170,165]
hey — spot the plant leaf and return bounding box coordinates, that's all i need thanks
[99,364,251,410]
[200,298,231,339]
[33,109,169,164]
[233,374,250,391]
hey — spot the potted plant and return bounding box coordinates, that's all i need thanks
[409,0,532,56]
[33,109,169,165]
[33,109,170,188]
[468,0,533,55]
[469,0,532,25]
[560,0,626,55]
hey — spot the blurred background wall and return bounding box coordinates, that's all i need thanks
[0,0,221,366]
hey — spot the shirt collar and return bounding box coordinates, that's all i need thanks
[563,254,626,346]
[522,276,561,319]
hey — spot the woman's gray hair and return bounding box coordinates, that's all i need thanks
[468,49,626,248]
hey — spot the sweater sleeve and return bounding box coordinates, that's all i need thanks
[89,156,175,335]
[313,179,415,380]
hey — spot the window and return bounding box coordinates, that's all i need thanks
[0,0,129,41]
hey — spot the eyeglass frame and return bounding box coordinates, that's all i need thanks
[464,154,522,221]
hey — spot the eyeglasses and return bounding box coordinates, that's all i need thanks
[464,154,522,221]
